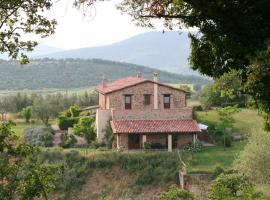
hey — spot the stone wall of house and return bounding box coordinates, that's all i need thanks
[96,109,111,142]
[107,81,186,110]
[112,107,192,120]
[99,93,106,109]
[146,134,167,146]
[177,134,193,148]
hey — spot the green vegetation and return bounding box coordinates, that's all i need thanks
[156,185,194,200]
[0,0,56,63]
[0,122,61,199]
[73,117,96,143]
[197,109,264,135]
[209,173,262,200]
[23,126,54,147]
[0,59,209,90]
[188,141,246,173]
[38,149,182,199]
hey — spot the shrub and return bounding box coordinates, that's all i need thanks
[20,106,32,123]
[23,126,54,147]
[60,132,77,148]
[73,117,96,143]
[104,119,113,148]
[184,141,203,153]
[192,105,203,111]
[70,105,80,117]
[58,116,79,130]
[223,134,233,147]
[156,185,194,200]
[209,173,263,200]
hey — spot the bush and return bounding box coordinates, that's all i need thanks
[104,119,113,148]
[70,105,80,117]
[73,117,96,143]
[223,134,233,147]
[184,141,203,153]
[23,126,54,147]
[58,116,79,130]
[209,173,263,200]
[193,105,203,111]
[60,132,77,148]
[156,185,194,200]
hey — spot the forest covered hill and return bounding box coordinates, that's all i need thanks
[0,58,209,90]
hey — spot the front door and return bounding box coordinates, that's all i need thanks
[128,134,140,149]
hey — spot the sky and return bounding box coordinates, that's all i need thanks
[40,0,158,50]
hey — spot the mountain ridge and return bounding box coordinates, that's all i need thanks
[36,31,196,75]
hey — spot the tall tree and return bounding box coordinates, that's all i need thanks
[114,0,270,130]
[0,0,56,63]
[0,121,62,199]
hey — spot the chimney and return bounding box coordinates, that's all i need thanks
[136,71,142,78]
[101,74,107,88]
[153,72,158,82]
[153,72,158,109]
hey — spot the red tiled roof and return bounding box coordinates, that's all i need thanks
[96,76,188,94]
[96,76,147,94]
[111,119,201,134]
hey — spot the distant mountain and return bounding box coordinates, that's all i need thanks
[0,45,63,60]
[0,58,209,90]
[38,31,196,75]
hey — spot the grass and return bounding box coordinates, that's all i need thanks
[197,108,264,134]
[12,121,44,137]
[188,141,246,173]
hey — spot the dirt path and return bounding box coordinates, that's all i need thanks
[51,124,62,146]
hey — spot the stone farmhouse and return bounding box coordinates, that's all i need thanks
[95,72,201,152]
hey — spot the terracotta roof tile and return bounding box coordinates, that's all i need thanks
[111,119,201,134]
[96,76,147,94]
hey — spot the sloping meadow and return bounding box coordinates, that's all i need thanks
[36,149,182,199]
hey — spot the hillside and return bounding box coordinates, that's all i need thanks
[0,58,209,90]
[37,31,195,75]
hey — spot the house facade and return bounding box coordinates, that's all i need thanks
[95,72,201,151]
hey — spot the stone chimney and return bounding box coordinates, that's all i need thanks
[153,72,158,109]
[101,74,107,88]
[153,72,158,82]
[136,71,142,78]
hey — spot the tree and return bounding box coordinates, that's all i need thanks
[217,106,240,148]
[73,117,96,143]
[114,0,270,130]
[200,71,247,109]
[20,106,32,123]
[179,84,192,99]
[0,121,62,199]
[209,173,262,200]
[32,95,63,126]
[234,132,270,186]
[0,0,56,63]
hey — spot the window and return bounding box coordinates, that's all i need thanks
[125,95,132,109]
[144,94,151,105]
[163,94,170,109]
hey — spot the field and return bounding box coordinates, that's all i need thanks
[197,108,264,135]
[189,141,246,172]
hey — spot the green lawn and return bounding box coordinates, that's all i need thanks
[197,108,264,134]
[188,141,246,173]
